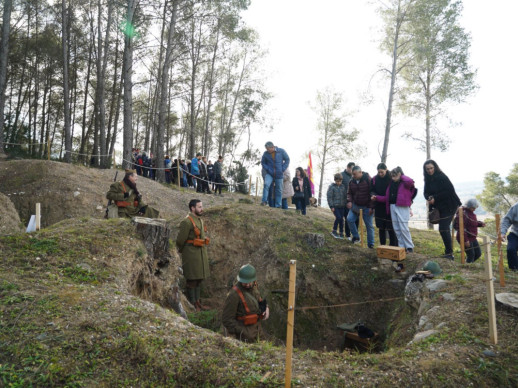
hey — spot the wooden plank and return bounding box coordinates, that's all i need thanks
[376,245,406,261]
[35,203,41,231]
[345,331,379,345]
[285,260,297,388]
[482,235,498,344]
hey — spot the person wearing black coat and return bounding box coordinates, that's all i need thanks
[371,163,398,246]
[423,160,461,260]
[292,167,312,215]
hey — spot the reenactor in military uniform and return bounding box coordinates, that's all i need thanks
[176,199,210,311]
[106,169,159,218]
[222,264,269,342]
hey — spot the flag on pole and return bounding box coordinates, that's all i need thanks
[307,152,315,195]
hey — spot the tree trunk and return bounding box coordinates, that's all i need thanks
[425,71,431,160]
[122,0,138,169]
[62,0,72,163]
[79,25,94,164]
[0,0,13,157]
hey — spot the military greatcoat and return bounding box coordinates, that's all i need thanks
[176,214,210,281]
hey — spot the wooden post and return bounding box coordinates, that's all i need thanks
[459,207,465,264]
[177,161,181,189]
[47,138,50,161]
[359,208,365,248]
[285,260,297,388]
[495,214,505,287]
[248,176,252,196]
[35,203,41,231]
[255,177,259,203]
[482,235,497,344]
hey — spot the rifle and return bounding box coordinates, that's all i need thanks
[104,171,119,219]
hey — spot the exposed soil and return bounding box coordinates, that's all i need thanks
[0,192,24,235]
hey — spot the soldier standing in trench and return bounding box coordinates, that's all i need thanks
[176,199,210,311]
[222,264,269,342]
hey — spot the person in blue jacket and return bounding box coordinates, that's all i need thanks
[260,141,290,208]
[191,153,201,191]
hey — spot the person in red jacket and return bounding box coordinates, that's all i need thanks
[454,199,486,263]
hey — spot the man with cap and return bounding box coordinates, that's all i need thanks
[222,264,269,342]
[501,201,518,271]
[176,199,211,310]
[106,169,159,218]
[260,141,290,208]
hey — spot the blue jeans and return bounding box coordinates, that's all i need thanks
[282,198,289,209]
[333,207,345,234]
[347,205,374,246]
[508,232,518,270]
[262,174,283,208]
[295,198,307,215]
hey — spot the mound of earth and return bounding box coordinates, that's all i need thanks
[0,159,256,227]
[0,192,23,235]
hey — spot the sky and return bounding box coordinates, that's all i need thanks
[241,0,518,195]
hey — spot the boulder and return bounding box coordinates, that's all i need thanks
[426,279,449,293]
[409,329,439,345]
[0,193,23,235]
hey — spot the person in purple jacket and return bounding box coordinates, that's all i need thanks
[371,166,416,254]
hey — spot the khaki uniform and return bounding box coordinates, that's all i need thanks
[222,283,263,342]
[176,214,210,281]
[106,181,159,218]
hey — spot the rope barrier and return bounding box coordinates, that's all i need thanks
[294,296,404,311]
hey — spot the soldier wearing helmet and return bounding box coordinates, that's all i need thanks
[222,264,269,342]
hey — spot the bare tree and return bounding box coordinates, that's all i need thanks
[0,0,13,158]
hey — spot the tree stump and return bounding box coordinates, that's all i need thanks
[304,233,325,249]
[495,293,518,313]
[131,217,187,318]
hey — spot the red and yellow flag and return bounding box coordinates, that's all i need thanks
[307,152,315,195]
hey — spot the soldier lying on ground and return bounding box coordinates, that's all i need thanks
[106,169,159,219]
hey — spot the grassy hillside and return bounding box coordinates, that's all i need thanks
[1,160,518,387]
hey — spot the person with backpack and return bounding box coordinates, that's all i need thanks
[371,167,416,254]
[371,163,398,247]
[222,264,269,342]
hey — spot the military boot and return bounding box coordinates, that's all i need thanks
[195,286,209,311]
[186,288,198,310]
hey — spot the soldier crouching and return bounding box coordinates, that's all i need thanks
[222,264,269,342]
[106,169,159,219]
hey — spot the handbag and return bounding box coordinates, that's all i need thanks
[293,191,305,199]
[429,207,440,224]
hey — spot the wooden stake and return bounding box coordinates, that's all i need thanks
[495,214,505,287]
[248,176,252,196]
[255,177,259,203]
[285,260,297,388]
[35,203,41,231]
[359,208,365,248]
[482,235,498,344]
[459,207,465,264]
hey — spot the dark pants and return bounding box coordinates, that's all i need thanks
[377,219,398,246]
[343,207,358,237]
[508,233,518,270]
[294,197,307,215]
[438,212,455,254]
[465,240,482,263]
[333,207,345,235]
[268,183,275,207]
[214,175,223,194]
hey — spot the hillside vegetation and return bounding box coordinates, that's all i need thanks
[1,160,518,387]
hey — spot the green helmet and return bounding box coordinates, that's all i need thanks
[237,264,256,283]
[423,260,442,275]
